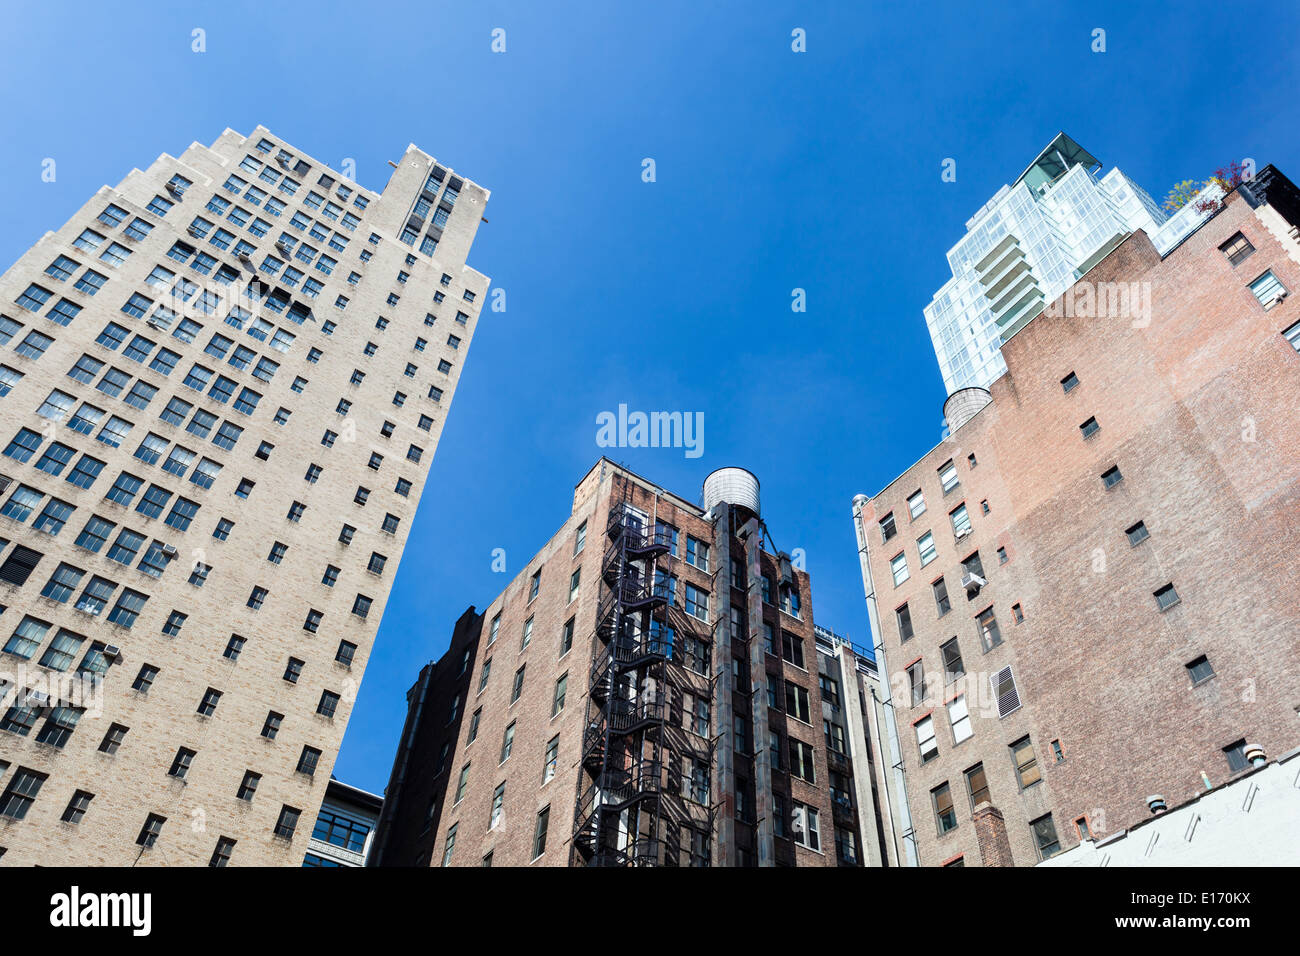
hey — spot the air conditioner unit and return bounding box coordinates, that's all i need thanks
[165,182,182,196]
[103,645,122,661]
[186,226,201,238]
[276,155,291,168]
[1271,290,1288,306]
[275,240,290,253]
[24,690,50,708]
[161,545,179,559]
[955,527,972,540]
[961,572,986,591]
[0,474,12,496]
[146,319,166,331]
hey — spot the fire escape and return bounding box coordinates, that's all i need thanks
[571,477,716,866]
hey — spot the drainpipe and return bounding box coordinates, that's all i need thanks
[852,495,918,866]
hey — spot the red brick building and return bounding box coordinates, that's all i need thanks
[853,166,1300,866]
[373,459,890,866]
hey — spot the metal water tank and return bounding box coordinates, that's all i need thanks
[943,386,993,433]
[702,467,760,516]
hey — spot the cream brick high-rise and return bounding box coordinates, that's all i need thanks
[0,127,489,865]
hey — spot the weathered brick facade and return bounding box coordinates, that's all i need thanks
[0,127,489,865]
[856,168,1300,867]
[376,459,871,866]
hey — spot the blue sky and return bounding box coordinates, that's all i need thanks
[2,1,1297,794]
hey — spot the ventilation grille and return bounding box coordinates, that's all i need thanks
[992,666,1021,718]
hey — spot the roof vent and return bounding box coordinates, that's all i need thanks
[1244,744,1267,767]
[1146,795,1167,814]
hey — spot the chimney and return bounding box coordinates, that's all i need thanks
[972,802,1015,867]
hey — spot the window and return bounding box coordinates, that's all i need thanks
[511,665,526,703]
[274,806,301,840]
[938,460,959,493]
[1080,416,1100,438]
[1223,739,1249,773]
[947,695,972,744]
[1030,814,1061,860]
[950,503,971,537]
[108,589,147,628]
[785,684,811,723]
[4,427,42,462]
[896,603,913,641]
[789,739,816,783]
[441,824,458,867]
[1186,654,1214,684]
[1125,520,1150,546]
[520,616,533,650]
[686,535,710,571]
[161,610,186,637]
[560,617,574,656]
[132,664,159,693]
[16,330,54,358]
[965,763,990,808]
[1011,603,1024,623]
[500,722,516,763]
[41,563,84,603]
[1249,270,1287,309]
[1102,465,1123,489]
[907,660,925,706]
[543,735,560,783]
[168,747,195,779]
[336,640,357,667]
[915,715,938,762]
[977,608,1002,652]
[322,565,339,587]
[224,635,245,661]
[940,637,964,682]
[1061,370,1080,393]
[1285,320,1300,354]
[781,631,805,668]
[261,711,283,739]
[0,769,47,820]
[907,490,925,519]
[297,746,321,777]
[792,802,820,851]
[532,805,551,859]
[552,673,568,716]
[317,690,340,718]
[3,615,51,660]
[351,594,372,619]
[890,552,909,586]
[210,836,236,868]
[62,790,94,825]
[1011,736,1041,789]
[917,531,936,566]
[1154,583,1181,611]
[933,783,957,834]
[932,577,951,617]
